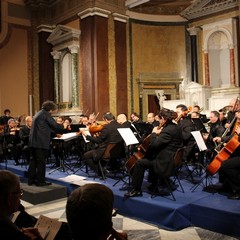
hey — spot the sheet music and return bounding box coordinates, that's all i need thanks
[79,128,91,143]
[117,128,139,146]
[59,174,100,186]
[53,132,77,140]
[191,130,207,151]
[34,215,62,240]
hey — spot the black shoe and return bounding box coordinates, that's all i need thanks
[28,181,36,186]
[147,184,157,193]
[36,181,52,186]
[228,191,240,200]
[124,189,142,198]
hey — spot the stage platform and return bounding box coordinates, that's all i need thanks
[1,159,240,238]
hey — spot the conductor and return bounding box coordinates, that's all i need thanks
[28,100,68,186]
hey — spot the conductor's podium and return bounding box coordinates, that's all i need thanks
[21,182,67,204]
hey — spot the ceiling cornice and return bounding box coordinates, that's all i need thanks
[180,0,239,20]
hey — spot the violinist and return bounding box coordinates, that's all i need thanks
[176,104,198,164]
[81,112,123,177]
[3,118,21,165]
[19,116,32,163]
[124,108,183,198]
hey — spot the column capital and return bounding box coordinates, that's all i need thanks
[51,50,61,60]
[187,27,201,36]
[68,45,79,54]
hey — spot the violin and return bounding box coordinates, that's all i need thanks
[89,122,107,134]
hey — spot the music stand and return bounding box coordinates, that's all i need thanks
[49,133,77,175]
[112,128,139,188]
[191,118,208,134]
[190,131,213,192]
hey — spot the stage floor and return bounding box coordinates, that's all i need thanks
[1,158,240,238]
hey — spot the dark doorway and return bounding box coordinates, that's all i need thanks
[148,95,160,115]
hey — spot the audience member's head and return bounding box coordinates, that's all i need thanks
[0,170,22,216]
[66,183,114,240]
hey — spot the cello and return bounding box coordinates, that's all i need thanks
[125,110,178,174]
[207,97,240,175]
[207,121,240,175]
[125,119,167,174]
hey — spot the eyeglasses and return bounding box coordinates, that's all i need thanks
[112,208,118,217]
[11,189,23,196]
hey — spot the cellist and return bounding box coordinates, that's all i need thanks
[124,108,183,198]
[212,110,240,199]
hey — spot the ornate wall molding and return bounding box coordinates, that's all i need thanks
[181,0,238,20]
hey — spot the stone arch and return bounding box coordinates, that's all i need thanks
[203,27,234,88]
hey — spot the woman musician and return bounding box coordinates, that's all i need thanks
[124,108,183,198]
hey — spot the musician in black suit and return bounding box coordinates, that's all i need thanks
[28,100,68,186]
[124,108,183,198]
[81,112,123,176]
[213,111,240,198]
[176,104,197,163]
[203,111,225,161]
[19,116,32,163]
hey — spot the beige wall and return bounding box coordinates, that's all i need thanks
[131,23,187,112]
[0,27,29,118]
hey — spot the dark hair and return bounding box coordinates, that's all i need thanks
[4,109,10,114]
[211,110,220,119]
[131,112,140,118]
[103,112,115,121]
[158,108,177,122]
[176,104,188,112]
[193,105,200,111]
[41,100,58,112]
[66,183,114,239]
[64,117,72,124]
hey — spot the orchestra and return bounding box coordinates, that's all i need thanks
[1,96,240,201]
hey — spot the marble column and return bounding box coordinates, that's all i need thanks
[229,46,236,86]
[68,45,79,108]
[51,50,61,103]
[204,50,210,86]
[187,27,200,83]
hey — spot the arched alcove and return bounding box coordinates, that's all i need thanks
[208,31,230,88]
[203,27,234,88]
